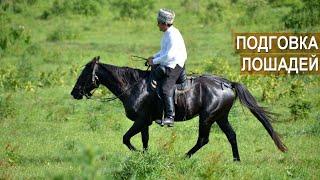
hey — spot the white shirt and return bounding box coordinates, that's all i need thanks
[153,26,187,69]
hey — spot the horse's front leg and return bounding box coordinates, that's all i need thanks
[123,120,144,151]
[141,125,149,151]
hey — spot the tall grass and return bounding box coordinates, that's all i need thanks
[0,0,319,179]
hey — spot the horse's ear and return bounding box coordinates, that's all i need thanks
[91,56,97,62]
[91,56,100,63]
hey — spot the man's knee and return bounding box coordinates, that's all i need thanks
[152,65,167,80]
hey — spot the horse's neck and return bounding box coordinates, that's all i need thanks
[97,64,125,97]
[97,64,142,100]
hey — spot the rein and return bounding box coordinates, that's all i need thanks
[100,77,144,102]
[130,55,148,61]
[131,55,149,66]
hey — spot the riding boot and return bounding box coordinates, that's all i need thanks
[156,96,175,127]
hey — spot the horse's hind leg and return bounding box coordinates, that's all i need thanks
[186,114,214,157]
[216,117,240,161]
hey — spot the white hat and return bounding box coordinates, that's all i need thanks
[157,8,175,24]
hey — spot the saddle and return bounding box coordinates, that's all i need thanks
[148,67,195,103]
[173,77,195,104]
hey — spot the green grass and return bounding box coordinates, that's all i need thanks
[0,0,320,179]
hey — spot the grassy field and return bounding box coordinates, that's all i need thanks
[0,0,319,179]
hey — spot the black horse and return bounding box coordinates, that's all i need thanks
[71,56,287,161]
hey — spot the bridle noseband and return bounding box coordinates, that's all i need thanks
[80,59,99,99]
[92,60,99,87]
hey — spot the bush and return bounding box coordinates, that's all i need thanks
[0,65,20,90]
[203,58,237,79]
[0,22,31,55]
[87,115,102,131]
[109,0,154,19]
[0,94,15,119]
[180,0,200,13]
[236,0,269,25]
[47,24,79,41]
[241,0,268,17]
[0,0,38,13]
[289,99,312,121]
[72,0,103,16]
[198,1,224,25]
[75,145,104,179]
[4,143,22,166]
[261,76,280,103]
[283,0,320,29]
[0,54,37,91]
[47,0,104,17]
[181,1,226,25]
[113,151,172,179]
[39,10,50,20]
[37,68,67,87]
[287,79,312,121]
[50,0,72,14]
[25,43,42,55]
[268,0,303,8]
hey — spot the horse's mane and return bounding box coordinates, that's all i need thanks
[100,63,150,85]
[98,63,233,88]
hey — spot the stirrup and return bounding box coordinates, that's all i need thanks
[155,119,164,126]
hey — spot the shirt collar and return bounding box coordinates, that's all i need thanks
[167,26,173,32]
[164,25,174,34]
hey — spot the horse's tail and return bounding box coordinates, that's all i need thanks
[231,82,288,152]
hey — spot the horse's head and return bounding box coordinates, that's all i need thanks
[71,56,100,99]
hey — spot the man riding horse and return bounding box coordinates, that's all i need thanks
[70,9,287,160]
[148,8,187,127]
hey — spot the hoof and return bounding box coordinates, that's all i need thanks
[233,158,241,162]
[166,123,174,127]
[185,153,192,158]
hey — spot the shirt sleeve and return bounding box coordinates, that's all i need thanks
[153,51,161,59]
[153,34,174,64]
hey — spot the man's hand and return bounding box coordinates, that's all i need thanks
[147,57,154,65]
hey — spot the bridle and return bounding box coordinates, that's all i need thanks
[91,59,99,87]
[79,59,99,99]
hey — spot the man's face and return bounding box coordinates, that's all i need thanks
[157,21,168,32]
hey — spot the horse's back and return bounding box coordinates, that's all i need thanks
[174,75,236,121]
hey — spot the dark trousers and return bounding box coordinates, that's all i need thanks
[151,65,184,119]
[161,65,184,97]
